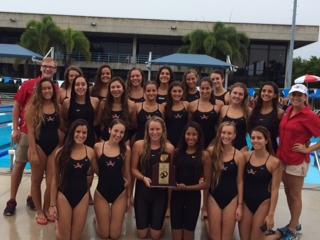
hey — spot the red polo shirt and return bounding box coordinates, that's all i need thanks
[277,105,320,165]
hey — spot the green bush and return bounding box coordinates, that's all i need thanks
[0,83,19,93]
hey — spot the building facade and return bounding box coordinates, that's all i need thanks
[0,12,318,87]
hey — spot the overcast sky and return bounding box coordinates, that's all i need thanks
[2,0,319,59]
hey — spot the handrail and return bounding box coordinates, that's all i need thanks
[57,52,162,64]
[310,142,320,174]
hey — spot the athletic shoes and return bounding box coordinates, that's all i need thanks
[278,224,302,236]
[295,224,302,234]
[279,228,297,240]
[3,199,17,216]
[26,195,36,211]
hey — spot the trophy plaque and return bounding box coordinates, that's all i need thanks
[151,151,176,187]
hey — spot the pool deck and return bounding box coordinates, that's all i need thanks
[0,168,319,240]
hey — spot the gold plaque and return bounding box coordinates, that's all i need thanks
[158,163,169,184]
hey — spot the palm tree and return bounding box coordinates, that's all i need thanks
[20,15,63,56]
[63,27,91,66]
[179,22,250,63]
[17,15,63,77]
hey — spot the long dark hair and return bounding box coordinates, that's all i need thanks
[101,77,129,129]
[63,65,83,90]
[109,119,127,156]
[165,81,185,119]
[156,65,175,87]
[199,77,216,105]
[251,126,275,156]
[69,76,91,120]
[248,81,279,134]
[56,119,89,191]
[174,121,204,181]
[91,64,114,97]
[26,78,59,139]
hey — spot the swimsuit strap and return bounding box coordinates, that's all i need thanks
[102,141,106,155]
[181,102,186,110]
[248,152,254,163]
[265,153,271,164]
[85,146,88,157]
[232,147,236,159]
[196,100,200,109]
[225,106,230,117]
[157,103,159,110]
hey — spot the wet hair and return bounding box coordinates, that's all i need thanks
[101,77,129,130]
[126,67,145,95]
[251,126,275,156]
[109,119,127,156]
[248,81,279,134]
[140,116,168,174]
[174,121,204,181]
[63,65,83,90]
[211,121,237,190]
[198,77,216,105]
[91,64,114,97]
[156,66,175,87]
[181,69,199,92]
[56,119,89,191]
[69,76,91,123]
[165,81,185,119]
[229,82,250,120]
[25,78,58,139]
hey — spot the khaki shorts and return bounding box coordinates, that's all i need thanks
[282,160,309,177]
[15,132,29,163]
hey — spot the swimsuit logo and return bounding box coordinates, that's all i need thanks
[174,113,182,119]
[247,169,256,175]
[112,114,120,119]
[76,109,80,112]
[200,114,208,120]
[46,116,54,121]
[146,114,152,120]
[223,166,228,170]
[106,161,115,167]
[73,163,84,169]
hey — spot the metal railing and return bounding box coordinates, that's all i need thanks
[57,52,162,64]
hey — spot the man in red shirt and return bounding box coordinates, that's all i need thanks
[3,57,58,216]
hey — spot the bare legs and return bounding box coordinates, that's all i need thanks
[207,195,237,240]
[56,192,89,240]
[282,172,304,231]
[94,190,127,239]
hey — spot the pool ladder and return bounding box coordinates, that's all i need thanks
[311,142,320,174]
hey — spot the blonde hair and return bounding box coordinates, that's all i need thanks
[230,82,250,120]
[140,116,168,174]
[211,121,236,189]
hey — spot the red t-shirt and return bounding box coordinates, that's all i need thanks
[277,106,320,165]
[14,76,59,134]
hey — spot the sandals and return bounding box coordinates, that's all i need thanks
[46,215,56,222]
[36,216,48,225]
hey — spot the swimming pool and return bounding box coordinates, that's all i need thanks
[0,105,30,169]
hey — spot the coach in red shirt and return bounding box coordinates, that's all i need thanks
[277,83,320,239]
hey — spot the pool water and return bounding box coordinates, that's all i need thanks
[0,106,30,169]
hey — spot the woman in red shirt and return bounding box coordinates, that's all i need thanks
[277,84,320,239]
